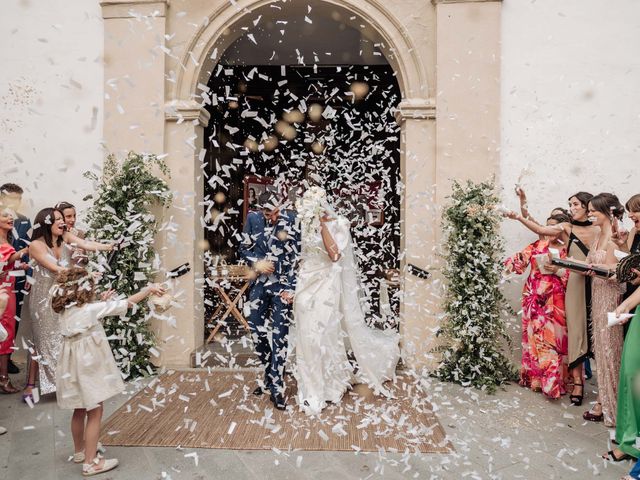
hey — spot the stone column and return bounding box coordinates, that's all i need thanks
[395,99,440,371]
[432,0,502,206]
[100,0,168,154]
[156,101,210,367]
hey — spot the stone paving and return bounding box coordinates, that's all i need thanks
[0,361,632,480]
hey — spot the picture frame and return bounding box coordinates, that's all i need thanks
[243,175,275,223]
[366,207,384,227]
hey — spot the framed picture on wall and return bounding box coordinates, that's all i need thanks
[243,175,275,223]
[366,207,384,227]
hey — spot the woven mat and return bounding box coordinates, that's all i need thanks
[100,370,453,453]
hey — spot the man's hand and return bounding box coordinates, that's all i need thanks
[280,291,294,304]
[255,260,275,275]
[630,268,640,286]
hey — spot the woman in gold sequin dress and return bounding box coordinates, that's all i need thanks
[23,207,113,402]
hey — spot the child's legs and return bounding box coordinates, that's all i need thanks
[84,404,103,462]
[71,409,87,453]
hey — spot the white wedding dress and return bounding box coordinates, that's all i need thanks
[292,215,400,416]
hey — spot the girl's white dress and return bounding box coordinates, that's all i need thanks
[292,216,400,415]
[56,300,127,410]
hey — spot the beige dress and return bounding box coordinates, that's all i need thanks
[565,232,591,369]
[28,244,71,394]
[588,248,624,427]
[56,300,127,410]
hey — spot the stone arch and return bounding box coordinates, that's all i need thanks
[173,0,429,103]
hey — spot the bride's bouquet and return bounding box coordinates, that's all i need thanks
[296,186,327,241]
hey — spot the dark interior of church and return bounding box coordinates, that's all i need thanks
[201,62,402,338]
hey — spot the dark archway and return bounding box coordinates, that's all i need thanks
[200,4,402,339]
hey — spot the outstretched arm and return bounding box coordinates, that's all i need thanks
[6,246,28,264]
[63,231,113,252]
[127,284,165,306]
[515,186,539,225]
[505,211,568,237]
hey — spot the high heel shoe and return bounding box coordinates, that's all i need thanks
[583,403,604,422]
[22,383,38,404]
[602,449,632,462]
[569,383,583,406]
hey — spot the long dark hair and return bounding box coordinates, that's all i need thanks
[31,208,64,248]
[568,192,593,210]
[589,193,625,220]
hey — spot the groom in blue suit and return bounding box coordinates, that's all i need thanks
[239,191,299,410]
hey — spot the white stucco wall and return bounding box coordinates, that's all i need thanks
[0,0,104,220]
[500,0,640,255]
[499,0,640,341]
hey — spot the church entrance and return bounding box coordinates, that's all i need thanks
[201,13,403,344]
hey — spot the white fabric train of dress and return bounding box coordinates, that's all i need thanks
[292,216,400,416]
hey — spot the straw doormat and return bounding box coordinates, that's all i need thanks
[100,370,453,453]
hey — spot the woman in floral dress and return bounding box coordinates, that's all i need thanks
[505,214,570,399]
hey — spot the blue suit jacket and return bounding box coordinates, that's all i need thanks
[239,210,300,290]
[12,213,31,250]
[12,213,31,288]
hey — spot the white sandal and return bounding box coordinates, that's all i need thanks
[82,456,118,477]
[73,442,106,463]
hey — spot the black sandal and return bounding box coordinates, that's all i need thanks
[583,403,604,422]
[602,449,632,462]
[569,383,583,406]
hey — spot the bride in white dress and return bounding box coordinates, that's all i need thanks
[293,186,400,416]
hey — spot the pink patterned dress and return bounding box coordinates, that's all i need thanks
[506,240,569,399]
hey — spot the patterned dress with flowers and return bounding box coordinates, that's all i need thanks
[505,240,569,399]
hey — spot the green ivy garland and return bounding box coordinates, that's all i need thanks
[434,179,517,393]
[83,152,172,379]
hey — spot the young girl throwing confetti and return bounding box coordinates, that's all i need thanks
[51,266,164,476]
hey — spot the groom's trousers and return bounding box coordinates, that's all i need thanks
[247,280,291,399]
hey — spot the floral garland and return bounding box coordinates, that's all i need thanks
[83,152,171,379]
[434,179,517,393]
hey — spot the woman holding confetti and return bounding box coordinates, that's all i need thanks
[51,266,164,476]
[292,186,400,416]
[505,192,598,406]
[505,213,570,398]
